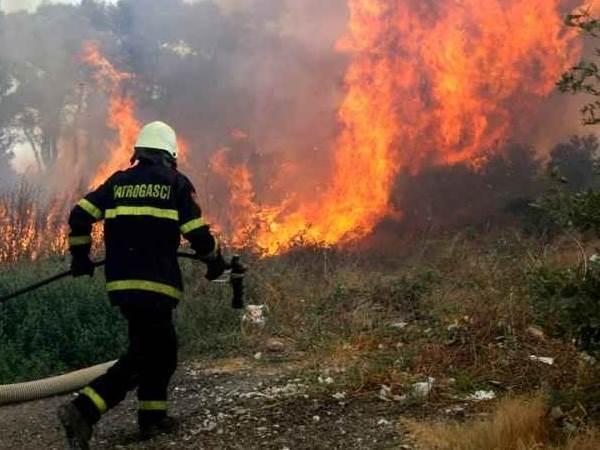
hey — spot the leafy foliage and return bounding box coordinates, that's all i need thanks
[0,260,127,383]
[558,11,600,125]
[530,136,600,235]
[529,263,600,351]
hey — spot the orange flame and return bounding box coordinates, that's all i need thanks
[213,0,585,255]
[81,42,141,188]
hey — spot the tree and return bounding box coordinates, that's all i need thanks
[0,59,17,183]
[558,11,600,125]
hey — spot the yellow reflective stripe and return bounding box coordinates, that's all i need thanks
[105,206,179,221]
[106,280,183,300]
[69,235,92,246]
[180,217,206,234]
[81,387,107,414]
[139,401,168,411]
[78,199,103,219]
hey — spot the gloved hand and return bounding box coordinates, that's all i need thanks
[204,249,228,281]
[71,254,95,277]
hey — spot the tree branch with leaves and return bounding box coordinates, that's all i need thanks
[558,11,600,125]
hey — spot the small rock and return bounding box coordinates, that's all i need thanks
[529,355,555,365]
[377,384,405,402]
[447,322,461,332]
[332,391,346,400]
[318,376,334,384]
[203,420,218,432]
[444,405,466,417]
[266,338,286,353]
[580,352,597,366]
[466,390,496,401]
[527,326,546,340]
[564,421,578,433]
[551,406,565,420]
[254,352,263,360]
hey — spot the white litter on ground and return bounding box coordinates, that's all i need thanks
[529,355,555,365]
[411,377,435,398]
[318,376,334,385]
[332,391,347,400]
[242,304,269,327]
[466,390,496,401]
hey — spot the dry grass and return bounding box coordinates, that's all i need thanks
[233,234,598,402]
[404,395,600,450]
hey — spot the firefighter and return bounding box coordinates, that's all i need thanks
[58,121,227,450]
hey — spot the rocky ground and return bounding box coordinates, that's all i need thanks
[0,357,414,450]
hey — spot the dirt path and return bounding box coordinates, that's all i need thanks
[0,358,412,450]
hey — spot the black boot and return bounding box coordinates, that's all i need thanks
[58,403,93,450]
[139,416,179,441]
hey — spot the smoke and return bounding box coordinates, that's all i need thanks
[2,0,44,13]
[0,1,349,189]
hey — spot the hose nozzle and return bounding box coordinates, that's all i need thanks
[230,255,247,309]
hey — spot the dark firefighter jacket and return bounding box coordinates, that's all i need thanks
[68,161,218,306]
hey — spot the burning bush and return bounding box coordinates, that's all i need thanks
[0,183,71,264]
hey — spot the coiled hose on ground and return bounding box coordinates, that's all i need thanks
[0,361,116,406]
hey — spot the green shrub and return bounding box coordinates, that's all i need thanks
[529,262,600,351]
[0,258,127,384]
[0,256,247,384]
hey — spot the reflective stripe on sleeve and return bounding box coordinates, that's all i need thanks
[180,217,206,234]
[78,199,103,220]
[106,280,183,300]
[105,206,179,221]
[81,387,108,414]
[139,401,168,411]
[69,235,92,246]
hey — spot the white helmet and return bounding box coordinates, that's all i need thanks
[135,121,178,160]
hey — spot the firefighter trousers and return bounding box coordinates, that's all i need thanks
[73,301,177,428]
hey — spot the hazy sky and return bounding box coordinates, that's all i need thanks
[3,1,78,13]
[1,1,119,13]
[0,1,208,13]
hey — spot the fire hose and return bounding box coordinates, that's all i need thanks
[0,253,247,406]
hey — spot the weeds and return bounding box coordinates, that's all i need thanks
[0,258,126,383]
[405,394,600,450]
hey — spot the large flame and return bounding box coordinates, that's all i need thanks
[81,42,141,189]
[214,0,584,255]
